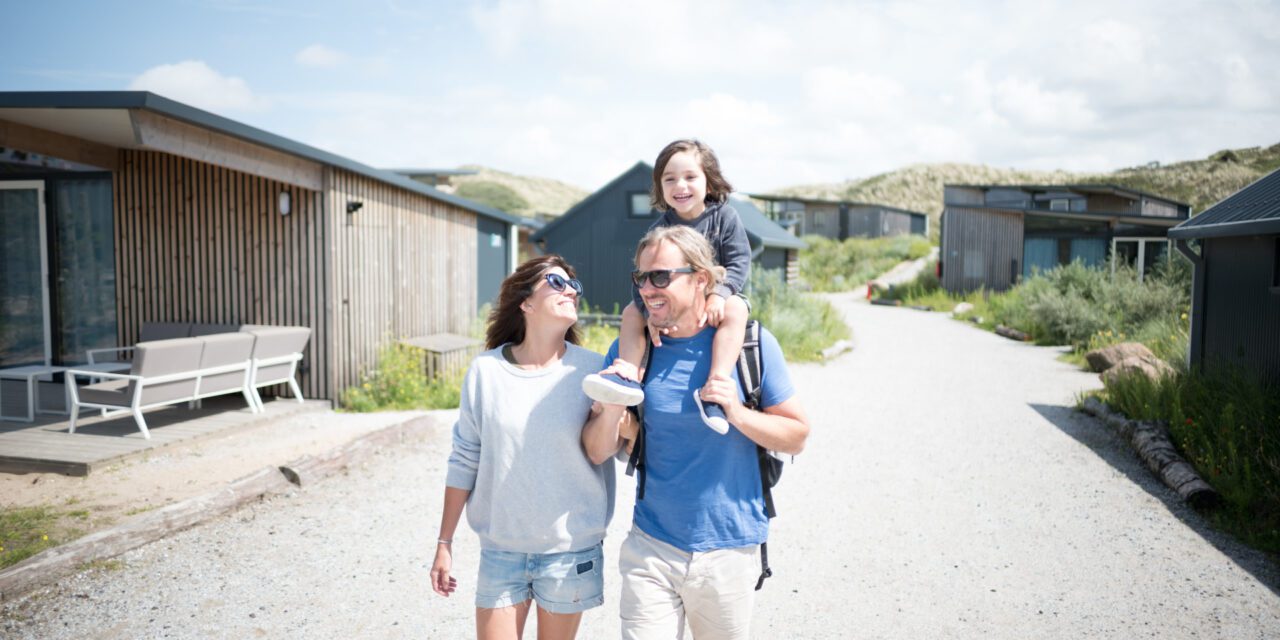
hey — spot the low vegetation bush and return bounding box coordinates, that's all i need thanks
[1102,365,1280,554]
[341,341,463,412]
[800,234,933,292]
[894,256,1191,352]
[748,269,850,362]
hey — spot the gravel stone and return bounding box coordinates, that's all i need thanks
[3,294,1278,638]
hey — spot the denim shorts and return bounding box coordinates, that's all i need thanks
[476,543,605,614]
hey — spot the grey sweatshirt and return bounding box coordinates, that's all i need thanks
[631,200,752,311]
[445,343,615,553]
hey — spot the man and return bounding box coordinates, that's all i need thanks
[583,225,810,640]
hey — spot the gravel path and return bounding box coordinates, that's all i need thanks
[4,293,1278,638]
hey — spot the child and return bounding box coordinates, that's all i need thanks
[582,139,751,434]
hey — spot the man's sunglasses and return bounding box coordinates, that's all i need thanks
[542,272,583,295]
[631,267,695,289]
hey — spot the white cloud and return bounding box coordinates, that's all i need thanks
[128,60,264,112]
[295,44,346,68]
[254,0,1280,193]
[991,77,1097,131]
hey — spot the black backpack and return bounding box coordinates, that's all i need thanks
[625,319,785,590]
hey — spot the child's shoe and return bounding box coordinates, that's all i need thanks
[694,391,730,434]
[582,373,645,406]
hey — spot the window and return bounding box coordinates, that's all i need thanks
[1273,237,1280,290]
[1049,198,1069,212]
[629,193,654,217]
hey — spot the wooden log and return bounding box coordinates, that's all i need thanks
[0,414,444,602]
[278,414,438,487]
[1077,397,1220,510]
[995,325,1031,341]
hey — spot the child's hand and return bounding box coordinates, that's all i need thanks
[705,294,726,327]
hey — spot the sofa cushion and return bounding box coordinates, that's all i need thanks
[79,379,133,407]
[246,327,312,384]
[190,323,241,336]
[197,333,254,394]
[133,338,204,405]
[139,322,192,342]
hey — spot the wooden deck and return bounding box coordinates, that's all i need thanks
[0,393,330,477]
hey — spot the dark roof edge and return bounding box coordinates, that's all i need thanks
[1169,217,1280,239]
[531,161,650,241]
[946,202,1188,222]
[0,91,520,226]
[748,193,929,218]
[943,183,1191,209]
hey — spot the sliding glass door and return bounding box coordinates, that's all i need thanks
[0,181,52,367]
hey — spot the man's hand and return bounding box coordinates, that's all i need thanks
[700,372,747,426]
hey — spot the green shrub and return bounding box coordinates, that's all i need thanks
[1101,365,1280,553]
[878,260,940,302]
[341,341,435,411]
[799,235,935,292]
[748,269,850,361]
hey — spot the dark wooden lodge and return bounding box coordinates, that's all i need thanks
[531,162,806,312]
[940,184,1190,293]
[752,195,928,240]
[1169,168,1280,386]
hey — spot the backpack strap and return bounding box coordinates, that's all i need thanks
[624,330,654,499]
[734,320,778,591]
[736,320,764,410]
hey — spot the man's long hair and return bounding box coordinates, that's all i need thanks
[633,226,727,297]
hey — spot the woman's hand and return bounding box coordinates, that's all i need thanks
[430,544,457,597]
[704,294,726,327]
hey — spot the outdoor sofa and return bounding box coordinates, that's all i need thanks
[65,326,311,439]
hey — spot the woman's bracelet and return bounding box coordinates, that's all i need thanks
[437,538,452,545]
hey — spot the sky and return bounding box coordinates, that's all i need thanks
[3,0,1279,193]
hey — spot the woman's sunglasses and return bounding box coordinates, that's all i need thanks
[631,267,695,289]
[543,272,583,296]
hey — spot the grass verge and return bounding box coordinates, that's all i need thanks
[1099,366,1280,555]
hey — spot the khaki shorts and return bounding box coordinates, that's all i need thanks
[618,526,759,640]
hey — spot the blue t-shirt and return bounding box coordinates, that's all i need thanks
[606,325,795,552]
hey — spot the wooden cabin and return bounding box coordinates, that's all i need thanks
[1169,168,1280,386]
[530,162,806,313]
[0,91,520,404]
[752,195,929,240]
[939,184,1190,293]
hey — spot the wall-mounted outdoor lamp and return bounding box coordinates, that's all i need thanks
[346,200,363,226]
[278,190,291,216]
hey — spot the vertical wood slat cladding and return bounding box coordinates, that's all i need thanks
[112,149,329,400]
[941,207,1024,293]
[326,168,478,396]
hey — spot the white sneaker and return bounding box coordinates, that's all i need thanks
[582,373,645,406]
[693,391,730,435]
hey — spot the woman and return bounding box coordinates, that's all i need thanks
[430,255,620,640]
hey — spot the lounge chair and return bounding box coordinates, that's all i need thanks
[65,333,256,439]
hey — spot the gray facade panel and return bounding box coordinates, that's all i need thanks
[1199,234,1280,387]
[941,207,1024,293]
